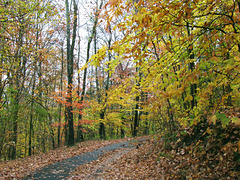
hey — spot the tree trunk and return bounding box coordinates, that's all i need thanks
[187,18,197,110]
[133,65,141,137]
[121,122,125,138]
[99,112,106,140]
[133,95,139,137]
[58,43,64,147]
[64,106,69,145]
[78,0,103,141]
[65,0,78,146]
[76,14,83,143]
[29,72,35,156]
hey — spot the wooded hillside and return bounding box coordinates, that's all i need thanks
[0,1,239,175]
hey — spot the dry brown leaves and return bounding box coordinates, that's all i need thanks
[0,138,129,179]
[69,148,133,179]
[1,135,239,179]
[69,136,240,180]
[69,138,156,180]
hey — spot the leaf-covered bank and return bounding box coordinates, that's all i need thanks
[71,134,240,179]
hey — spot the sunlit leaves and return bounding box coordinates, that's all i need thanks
[90,45,108,67]
[98,0,240,140]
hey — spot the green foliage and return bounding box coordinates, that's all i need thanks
[1,0,240,164]
[216,113,231,128]
[0,0,60,160]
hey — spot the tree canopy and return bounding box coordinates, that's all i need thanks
[0,2,239,176]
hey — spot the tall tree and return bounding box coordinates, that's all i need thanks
[76,0,103,142]
[65,0,78,146]
[93,0,240,138]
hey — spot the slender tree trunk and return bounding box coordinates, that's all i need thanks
[65,0,78,146]
[187,17,197,110]
[121,122,125,138]
[10,17,25,159]
[29,11,40,155]
[66,0,74,146]
[99,32,111,139]
[12,97,19,159]
[58,44,64,147]
[133,95,139,137]
[76,15,83,143]
[78,0,103,141]
[64,106,69,145]
[133,66,141,137]
[236,1,240,51]
[29,72,35,156]
[99,112,106,140]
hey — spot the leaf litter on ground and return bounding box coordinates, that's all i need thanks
[69,135,240,180]
[1,134,239,179]
[0,137,136,179]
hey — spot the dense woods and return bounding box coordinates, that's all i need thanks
[0,1,239,177]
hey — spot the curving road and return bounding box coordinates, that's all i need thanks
[22,140,141,180]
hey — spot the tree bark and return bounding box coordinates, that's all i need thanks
[29,71,35,156]
[133,66,141,137]
[65,0,78,146]
[58,43,64,147]
[99,112,106,140]
[186,15,197,110]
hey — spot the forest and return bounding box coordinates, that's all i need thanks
[0,0,239,177]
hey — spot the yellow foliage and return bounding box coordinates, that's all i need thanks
[231,117,240,126]
[209,115,217,125]
[90,46,108,67]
